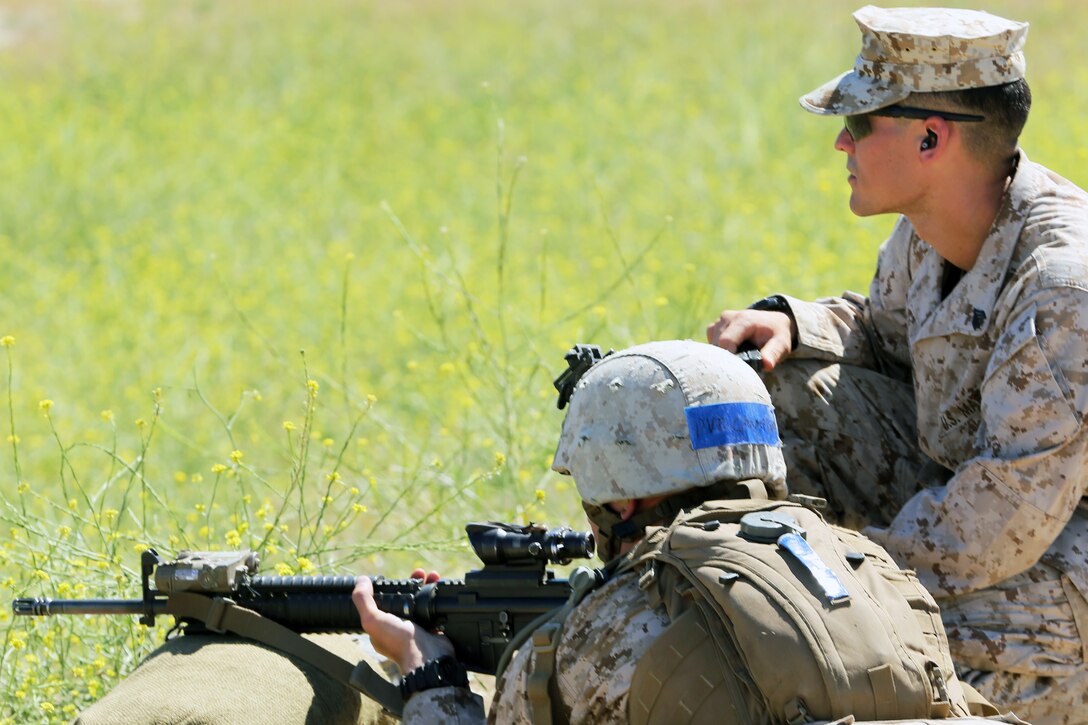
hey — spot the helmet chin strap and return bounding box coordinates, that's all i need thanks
[582,479,769,562]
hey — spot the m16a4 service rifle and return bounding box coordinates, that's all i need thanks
[13,521,598,717]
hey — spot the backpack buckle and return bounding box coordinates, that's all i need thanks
[785,697,811,725]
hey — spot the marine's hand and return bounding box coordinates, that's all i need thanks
[353,575,454,673]
[707,309,795,370]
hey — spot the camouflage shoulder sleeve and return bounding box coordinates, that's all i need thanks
[782,216,915,366]
[404,686,485,725]
[489,570,670,724]
[867,282,1088,597]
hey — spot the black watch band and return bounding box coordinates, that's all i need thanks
[748,294,798,350]
[748,294,792,316]
[399,655,470,701]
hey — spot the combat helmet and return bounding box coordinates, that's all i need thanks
[552,340,787,505]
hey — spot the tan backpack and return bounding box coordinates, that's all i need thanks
[622,498,978,724]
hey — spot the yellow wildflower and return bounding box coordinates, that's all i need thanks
[0,335,13,347]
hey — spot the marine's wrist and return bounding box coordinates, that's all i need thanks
[748,294,798,350]
[399,655,470,701]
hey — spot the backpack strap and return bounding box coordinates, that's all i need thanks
[960,681,1001,718]
[496,566,603,725]
[528,622,564,725]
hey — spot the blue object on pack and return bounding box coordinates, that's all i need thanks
[778,532,851,605]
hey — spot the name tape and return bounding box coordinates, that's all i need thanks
[684,402,780,450]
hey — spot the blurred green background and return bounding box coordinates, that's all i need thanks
[0,0,1084,720]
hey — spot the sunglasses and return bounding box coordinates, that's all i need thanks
[844,104,986,141]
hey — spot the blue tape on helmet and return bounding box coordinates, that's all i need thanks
[685,402,780,450]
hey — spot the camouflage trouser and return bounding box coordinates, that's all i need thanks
[765,359,1088,722]
[762,359,935,527]
[764,360,1088,725]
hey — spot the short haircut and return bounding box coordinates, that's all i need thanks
[908,79,1031,167]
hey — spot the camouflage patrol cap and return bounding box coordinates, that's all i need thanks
[552,340,786,505]
[800,5,1028,116]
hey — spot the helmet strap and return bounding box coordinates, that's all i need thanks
[582,479,768,562]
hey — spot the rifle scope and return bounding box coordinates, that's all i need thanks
[466,522,594,566]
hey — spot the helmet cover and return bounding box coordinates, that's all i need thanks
[552,340,786,504]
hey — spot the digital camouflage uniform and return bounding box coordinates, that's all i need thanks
[395,566,1024,725]
[399,568,668,724]
[764,7,1088,723]
[392,342,1021,725]
[765,153,1088,723]
[769,9,1088,722]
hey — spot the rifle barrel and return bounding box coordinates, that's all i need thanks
[13,597,164,617]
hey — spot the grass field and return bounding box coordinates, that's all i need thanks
[0,0,1085,720]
